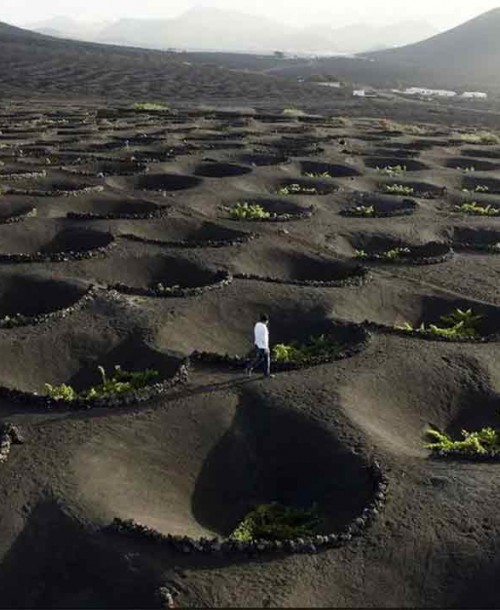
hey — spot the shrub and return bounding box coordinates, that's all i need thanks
[396,308,483,339]
[454,202,500,216]
[426,427,500,457]
[44,365,159,402]
[231,502,322,541]
[272,334,343,364]
[229,202,271,220]
[383,184,414,196]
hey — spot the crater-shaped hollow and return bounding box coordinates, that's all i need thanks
[444,157,500,172]
[0,334,181,398]
[194,162,252,178]
[236,152,288,166]
[232,247,366,285]
[0,223,113,260]
[276,178,336,196]
[364,157,429,172]
[133,173,202,192]
[0,273,88,321]
[65,197,165,220]
[81,254,227,294]
[299,160,361,178]
[72,393,378,539]
[121,218,253,246]
[227,197,314,221]
[342,193,417,217]
[462,175,500,194]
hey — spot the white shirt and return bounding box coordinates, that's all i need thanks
[254,322,269,350]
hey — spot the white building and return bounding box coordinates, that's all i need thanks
[404,87,457,98]
[353,89,366,97]
[461,91,488,99]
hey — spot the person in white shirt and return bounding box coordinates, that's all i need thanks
[246,313,271,377]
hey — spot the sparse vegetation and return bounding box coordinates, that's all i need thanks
[396,308,483,339]
[453,131,500,145]
[229,202,271,220]
[231,502,322,541]
[426,427,500,457]
[454,202,500,216]
[383,184,415,196]
[282,108,306,118]
[376,165,407,175]
[461,185,489,194]
[459,166,476,173]
[44,365,159,402]
[272,334,343,365]
[131,102,169,112]
[355,246,411,261]
[278,183,320,195]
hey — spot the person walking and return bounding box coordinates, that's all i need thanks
[247,314,272,377]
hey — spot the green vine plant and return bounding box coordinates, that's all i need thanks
[355,246,411,261]
[376,165,407,176]
[44,365,159,402]
[347,205,375,217]
[459,166,476,173]
[383,184,414,196]
[304,171,332,179]
[229,202,271,220]
[454,202,500,216]
[272,334,343,365]
[278,184,319,196]
[231,502,323,541]
[395,308,483,339]
[131,102,169,112]
[425,427,500,457]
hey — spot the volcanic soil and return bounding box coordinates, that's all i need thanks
[1,101,500,609]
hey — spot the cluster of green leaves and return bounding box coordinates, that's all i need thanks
[454,202,500,216]
[461,185,489,194]
[396,308,483,339]
[44,365,159,402]
[376,165,407,175]
[131,102,169,112]
[426,427,500,457]
[383,184,414,196]
[231,502,322,541]
[348,205,375,217]
[278,183,319,195]
[229,202,271,220]
[356,246,411,261]
[272,334,342,364]
[458,166,476,173]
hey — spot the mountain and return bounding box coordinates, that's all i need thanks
[22,9,436,55]
[28,17,105,41]
[96,8,303,52]
[261,9,500,92]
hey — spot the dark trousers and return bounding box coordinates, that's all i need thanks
[248,347,271,376]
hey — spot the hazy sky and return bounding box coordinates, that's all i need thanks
[2,0,500,29]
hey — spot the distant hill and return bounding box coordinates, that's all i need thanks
[257,9,500,93]
[0,20,339,103]
[24,9,437,55]
[370,8,500,83]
